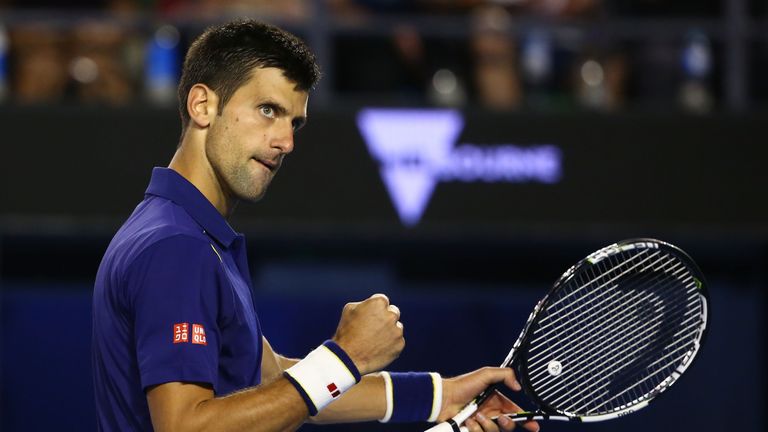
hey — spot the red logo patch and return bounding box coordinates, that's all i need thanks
[192,324,207,345]
[327,383,340,398]
[173,323,189,344]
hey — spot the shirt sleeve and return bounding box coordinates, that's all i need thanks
[123,234,226,392]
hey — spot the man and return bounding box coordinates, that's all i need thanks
[92,19,539,432]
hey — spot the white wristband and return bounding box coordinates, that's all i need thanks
[428,372,443,422]
[380,371,394,422]
[284,340,361,416]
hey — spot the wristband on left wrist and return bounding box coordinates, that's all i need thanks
[379,371,442,423]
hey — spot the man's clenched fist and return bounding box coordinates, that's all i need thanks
[332,294,405,375]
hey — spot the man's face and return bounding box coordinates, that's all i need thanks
[205,67,309,203]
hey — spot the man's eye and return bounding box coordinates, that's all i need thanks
[260,106,275,118]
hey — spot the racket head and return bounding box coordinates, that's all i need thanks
[511,239,709,421]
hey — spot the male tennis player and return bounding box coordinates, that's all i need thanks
[92,20,538,432]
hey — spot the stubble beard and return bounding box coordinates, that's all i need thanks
[206,128,272,204]
[230,160,270,203]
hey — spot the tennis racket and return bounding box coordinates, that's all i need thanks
[426,238,709,432]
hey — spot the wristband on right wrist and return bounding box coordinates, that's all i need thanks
[284,340,361,416]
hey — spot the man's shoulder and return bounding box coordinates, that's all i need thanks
[103,196,213,274]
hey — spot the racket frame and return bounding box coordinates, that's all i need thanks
[511,239,709,423]
[428,238,709,431]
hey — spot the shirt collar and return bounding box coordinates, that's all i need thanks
[145,167,238,248]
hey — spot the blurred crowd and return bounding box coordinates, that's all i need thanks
[0,0,748,112]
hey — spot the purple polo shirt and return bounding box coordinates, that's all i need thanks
[92,168,263,431]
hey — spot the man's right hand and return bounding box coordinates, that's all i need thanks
[332,294,405,375]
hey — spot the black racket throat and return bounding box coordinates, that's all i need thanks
[471,362,545,417]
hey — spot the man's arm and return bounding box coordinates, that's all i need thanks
[147,349,388,432]
[261,334,388,424]
[263,338,538,431]
[147,338,310,432]
[147,294,404,432]
[147,379,307,432]
[149,294,537,432]
[309,373,387,423]
[261,336,298,381]
[310,367,540,432]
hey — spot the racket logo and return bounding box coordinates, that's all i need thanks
[547,360,563,376]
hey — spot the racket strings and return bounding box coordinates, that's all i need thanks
[531,272,694,403]
[577,322,703,414]
[556,277,700,413]
[565,309,702,413]
[585,302,704,404]
[532,251,675,350]
[540,249,686,367]
[533,249,663,335]
[522,247,704,416]
[547,259,698,411]
[582,319,702,414]
[528,251,686,371]
[539,306,701,416]
[585,252,702,400]
[539,270,696,381]
[530,288,680,383]
[527,260,690,369]
[528,285,695,389]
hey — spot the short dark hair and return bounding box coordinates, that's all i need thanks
[177,19,321,131]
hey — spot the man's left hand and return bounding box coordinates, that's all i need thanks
[441,367,540,432]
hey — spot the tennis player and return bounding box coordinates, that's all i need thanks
[92,19,538,432]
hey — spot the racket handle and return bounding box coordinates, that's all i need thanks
[423,422,457,432]
[423,401,478,432]
[423,422,471,432]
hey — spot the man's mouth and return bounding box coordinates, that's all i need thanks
[253,158,278,172]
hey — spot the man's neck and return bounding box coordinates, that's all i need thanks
[168,141,235,218]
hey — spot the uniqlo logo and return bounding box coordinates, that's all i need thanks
[327,383,340,398]
[173,323,189,344]
[192,324,207,345]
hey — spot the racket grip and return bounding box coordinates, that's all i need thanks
[423,401,478,432]
[423,422,456,432]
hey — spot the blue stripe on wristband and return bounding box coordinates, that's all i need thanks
[283,371,319,416]
[388,372,435,423]
[322,340,362,383]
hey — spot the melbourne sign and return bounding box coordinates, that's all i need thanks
[357,109,563,226]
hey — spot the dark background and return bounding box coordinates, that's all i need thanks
[3,108,766,232]
[1,108,765,432]
[1,0,767,431]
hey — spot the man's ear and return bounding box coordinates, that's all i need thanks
[186,84,219,128]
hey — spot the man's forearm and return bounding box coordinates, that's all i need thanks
[148,378,309,432]
[206,379,309,431]
[170,360,385,430]
[188,369,386,430]
[309,373,387,424]
[271,352,387,424]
